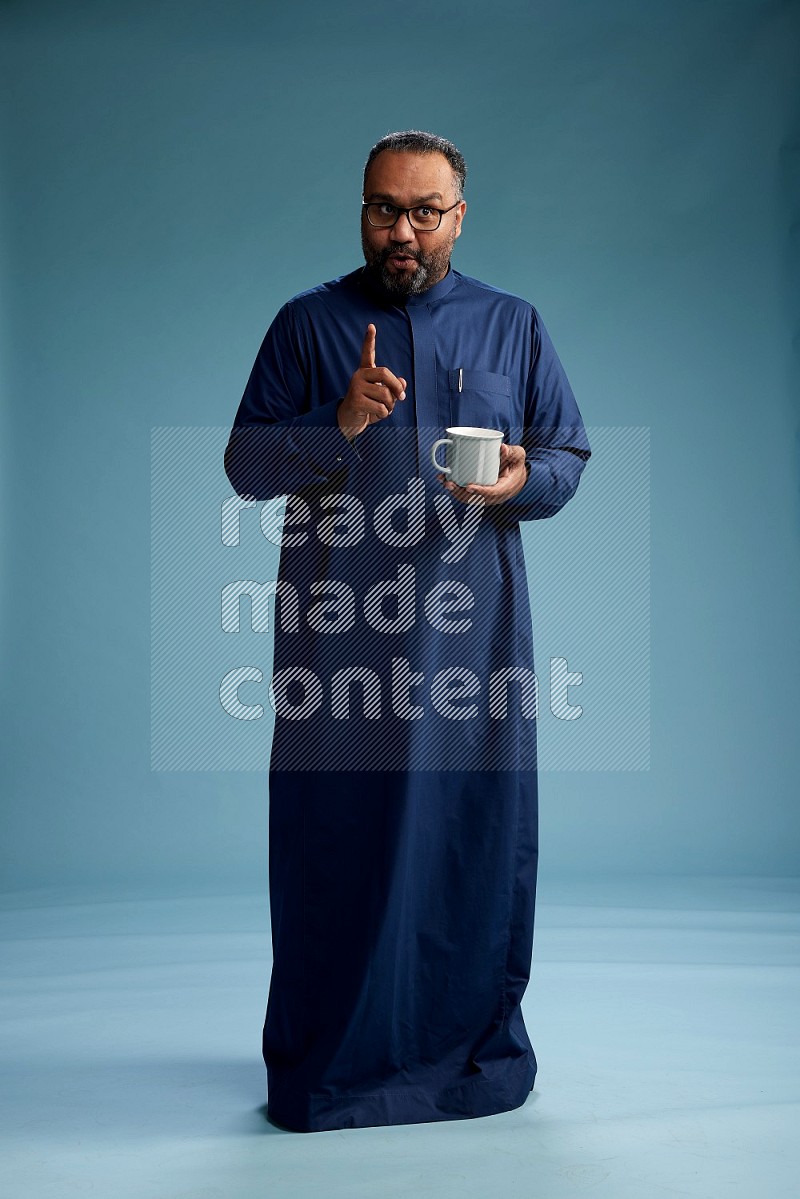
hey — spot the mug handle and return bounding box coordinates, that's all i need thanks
[431,438,453,473]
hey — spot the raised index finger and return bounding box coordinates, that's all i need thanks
[360,323,376,370]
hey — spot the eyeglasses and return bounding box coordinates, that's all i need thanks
[362,200,460,231]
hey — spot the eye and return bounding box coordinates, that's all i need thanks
[378,203,397,217]
[415,207,435,218]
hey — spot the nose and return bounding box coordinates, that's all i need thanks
[390,211,416,242]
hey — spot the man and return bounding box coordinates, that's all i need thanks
[224,130,590,1133]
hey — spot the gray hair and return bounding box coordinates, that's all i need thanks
[363,130,467,201]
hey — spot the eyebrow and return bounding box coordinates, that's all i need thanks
[366,192,444,204]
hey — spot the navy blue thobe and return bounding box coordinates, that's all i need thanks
[224,265,591,1132]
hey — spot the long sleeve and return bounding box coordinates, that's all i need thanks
[492,307,591,523]
[224,300,361,502]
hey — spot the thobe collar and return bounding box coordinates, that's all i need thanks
[358,264,458,308]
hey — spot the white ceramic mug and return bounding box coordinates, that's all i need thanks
[431,426,505,487]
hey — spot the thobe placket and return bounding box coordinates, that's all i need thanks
[404,275,456,482]
[405,302,437,481]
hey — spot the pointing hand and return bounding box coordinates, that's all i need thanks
[337,324,407,441]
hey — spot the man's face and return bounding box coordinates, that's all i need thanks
[361,151,467,297]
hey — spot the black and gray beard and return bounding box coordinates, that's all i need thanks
[361,233,456,297]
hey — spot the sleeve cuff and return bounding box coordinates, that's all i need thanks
[291,396,363,475]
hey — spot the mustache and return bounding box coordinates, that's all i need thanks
[380,247,422,263]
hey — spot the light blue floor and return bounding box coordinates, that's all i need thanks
[1,875,798,1198]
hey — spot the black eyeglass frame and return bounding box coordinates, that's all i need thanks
[362,200,461,231]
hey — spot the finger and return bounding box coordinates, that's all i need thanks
[466,469,515,493]
[491,444,524,480]
[466,465,524,504]
[362,367,405,398]
[445,481,485,505]
[500,442,525,464]
[462,482,497,498]
[363,383,398,410]
[361,397,392,420]
[360,324,376,370]
[466,471,517,492]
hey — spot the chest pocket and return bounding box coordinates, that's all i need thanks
[448,369,511,435]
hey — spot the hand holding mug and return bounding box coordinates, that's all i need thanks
[435,438,530,507]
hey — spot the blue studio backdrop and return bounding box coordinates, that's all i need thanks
[2,0,799,893]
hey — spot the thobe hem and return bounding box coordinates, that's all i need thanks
[265,1054,536,1133]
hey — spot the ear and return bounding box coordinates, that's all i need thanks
[454,200,467,239]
